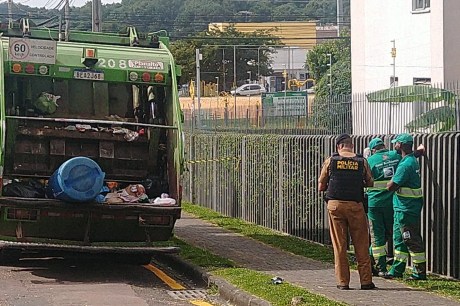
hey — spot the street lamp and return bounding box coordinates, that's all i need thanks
[247,71,251,83]
[282,64,287,117]
[326,53,332,96]
[215,76,219,105]
[257,46,261,82]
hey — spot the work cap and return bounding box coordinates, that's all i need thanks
[369,137,384,150]
[336,133,351,146]
[391,133,414,144]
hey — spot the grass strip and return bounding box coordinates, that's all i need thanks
[171,237,345,306]
[182,202,460,302]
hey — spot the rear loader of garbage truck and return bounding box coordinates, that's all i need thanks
[0,20,184,263]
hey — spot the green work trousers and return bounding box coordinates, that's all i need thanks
[368,206,393,273]
[389,211,426,278]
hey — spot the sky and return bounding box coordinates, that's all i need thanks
[17,0,122,8]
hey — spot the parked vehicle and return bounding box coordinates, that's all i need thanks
[230,84,266,96]
[0,19,184,263]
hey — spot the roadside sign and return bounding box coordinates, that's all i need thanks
[9,38,57,64]
[262,91,307,116]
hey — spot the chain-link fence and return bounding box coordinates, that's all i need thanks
[183,132,460,279]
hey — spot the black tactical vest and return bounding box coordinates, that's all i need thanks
[326,153,365,202]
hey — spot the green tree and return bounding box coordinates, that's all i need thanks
[170,25,281,89]
[306,35,351,98]
[306,34,351,133]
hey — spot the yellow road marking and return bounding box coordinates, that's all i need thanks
[143,263,186,290]
[190,300,214,306]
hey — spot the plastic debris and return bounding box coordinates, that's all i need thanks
[152,196,176,206]
[124,130,139,142]
[32,92,60,115]
[75,124,92,132]
[271,276,283,285]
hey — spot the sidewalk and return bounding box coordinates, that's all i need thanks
[175,212,460,306]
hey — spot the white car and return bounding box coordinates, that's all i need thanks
[230,84,266,96]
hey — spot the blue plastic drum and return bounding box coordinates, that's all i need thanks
[47,157,105,202]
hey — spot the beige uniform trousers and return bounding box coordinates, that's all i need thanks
[327,200,373,286]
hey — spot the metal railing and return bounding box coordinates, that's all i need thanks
[183,83,460,135]
[183,132,460,279]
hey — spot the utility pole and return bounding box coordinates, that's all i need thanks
[233,45,237,117]
[92,0,102,32]
[287,46,291,78]
[337,0,343,35]
[389,40,396,135]
[215,76,219,105]
[391,40,396,88]
[8,0,13,28]
[64,0,70,41]
[195,49,202,128]
[222,49,226,92]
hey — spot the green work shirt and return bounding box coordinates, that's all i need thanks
[366,149,401,208]
[391,153,423,215]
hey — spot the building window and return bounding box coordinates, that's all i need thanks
[390,76,399,87]
[413,77,431,85]
[413,0,430,11]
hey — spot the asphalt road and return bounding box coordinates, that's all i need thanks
[0,252,218,306]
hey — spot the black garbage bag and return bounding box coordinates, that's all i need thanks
[141,176,169,199]
[3,180,46,198]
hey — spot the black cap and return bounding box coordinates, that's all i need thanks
[336,133,351,146]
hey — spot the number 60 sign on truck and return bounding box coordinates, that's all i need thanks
[0,19,185,264]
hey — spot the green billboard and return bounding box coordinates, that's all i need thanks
[261,91,308,117]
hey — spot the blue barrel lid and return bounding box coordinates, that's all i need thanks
[55,157,105,202]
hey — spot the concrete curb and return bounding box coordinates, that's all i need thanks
[158,254,271,306]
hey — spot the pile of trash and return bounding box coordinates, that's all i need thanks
[2,157,174,205]
[97,183,176,206]
[3,179,176,206]
[56,124,145,142]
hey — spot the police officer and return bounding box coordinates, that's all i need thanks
[366,137,401,276]
[384,133,426,280]
[318,133,375,290]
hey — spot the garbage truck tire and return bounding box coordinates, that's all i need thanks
[132,254,153,265]
[0,248,21,265]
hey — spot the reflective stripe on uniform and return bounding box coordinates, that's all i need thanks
[410,252,426,263]
[372,245,386,259]
[394,250,409,262]
[396,187,423,198]
[367,180,390,191]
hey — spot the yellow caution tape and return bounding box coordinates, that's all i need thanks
[186,156,240,165]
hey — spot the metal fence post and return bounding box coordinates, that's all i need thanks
[278,137,284,232]
[241,136,247,220]
[188,134,195,203]
[212,136,218,211]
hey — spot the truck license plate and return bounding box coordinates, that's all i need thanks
[73,70,104,80]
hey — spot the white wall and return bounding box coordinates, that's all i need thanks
[352,0,437,93]
[351,0,451,134]
[443,0,460,83]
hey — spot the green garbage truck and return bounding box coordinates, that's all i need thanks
[0,19,184,263]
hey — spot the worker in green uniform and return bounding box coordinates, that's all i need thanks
[366,138,401,276]
[384,133,426,280]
